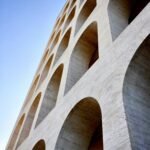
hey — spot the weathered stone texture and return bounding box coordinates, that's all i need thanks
[6,0,150,150]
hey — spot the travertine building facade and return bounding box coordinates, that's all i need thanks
[7,0,150,149]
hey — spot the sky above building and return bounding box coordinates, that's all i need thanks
[0,0,66,149]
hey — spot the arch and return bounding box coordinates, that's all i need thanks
[63,6,76,33]
[54,28,71,64]
[54,18,60,30]
[50,30,61,51]
[36,50,49,76]
[16,93,42,147]
[24,75,40,106]
[42,50,49,64]
[123,35,150,149]
[57,14,66,31]
[7,114,25,149]
[36,64,64,127]
[49,32,56,44]
[37,55,53,89]
[55,97,103,150]
[65,22,99,94]
[63,2,69,14]
[75,0,96,35]
[32,139,46,150]
[108,0,149,41]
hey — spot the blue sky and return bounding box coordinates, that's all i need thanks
[0,0,66,149]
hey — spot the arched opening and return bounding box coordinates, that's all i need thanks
[32,139,46,150]
[65,22,99,94]
[16,93,41,147]
[57,14,66,31]
[50,30,61,51]
[36,64,64,127]
[7,114,25,149]
[24,75,40,106]
[37,50,49,76]
[41,50,49,64]
[63,7,76,33]
[55,97,103,150]
[54,18,60,31]
[37,55,53,89]
[108,0,149,41]
[75,0,96,35]
[123,35,150,149]
[49,32,56,44]
[54,28,71,64]
[63,2,69,14]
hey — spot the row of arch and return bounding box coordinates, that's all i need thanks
[36,0,150,97]
[25,0,150,108]
[12,97,103,150]
[35,0,100,95]
[54,0,76,33]
[9,20,100,148]
[8,33,150,149]
[45,0,97,58]
[42,0,149,76]
[7,0,150,149]
[24,19,99,107]
[47,0,76,49]
[49,0,149,54]
[14,63,64,148]
[10,34,150,150]
[33,98,103,150]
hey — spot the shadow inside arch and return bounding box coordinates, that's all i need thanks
[55,97,103,150]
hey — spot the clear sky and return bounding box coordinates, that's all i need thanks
[0,0,66,149]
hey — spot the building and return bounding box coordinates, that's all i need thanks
[6,0,150,149]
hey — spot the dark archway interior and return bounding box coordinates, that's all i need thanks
[32,140,45,150]
[65,22,99,94]
[54,29,71,64]
[36,65,63,127]
[37,55,53,90]
[123,35,150,149]
[55,98,103,150]
[108,0,149,40]
[129,0,150,23]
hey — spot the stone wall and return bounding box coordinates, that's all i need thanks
[6,0,150,149]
